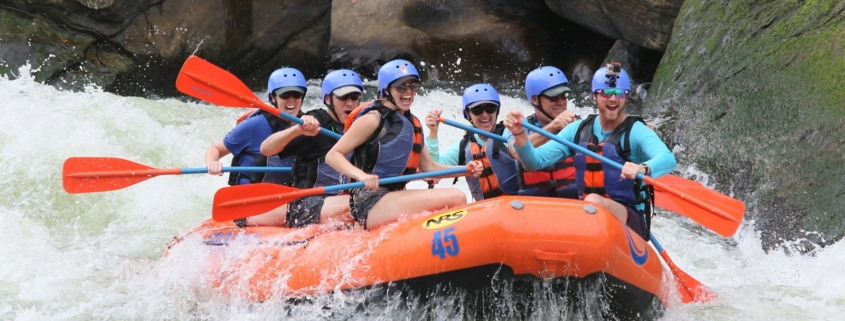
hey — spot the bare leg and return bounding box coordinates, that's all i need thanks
[584,193,628,223]
[365,188,467,229]
[318,194,352,224]
[244,204,289,226]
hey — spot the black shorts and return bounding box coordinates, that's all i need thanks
[349,187,393,229]
[625,206,648,239]
[286,195,328,228]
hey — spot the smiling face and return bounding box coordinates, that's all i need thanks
[532,93,568,122]
[467,103,499,132]
[386,79,419,111]
[325,93,360,124]
[273,90,304,116]
[593,90,627,127]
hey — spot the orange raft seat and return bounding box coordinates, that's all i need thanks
[166,196,670,319]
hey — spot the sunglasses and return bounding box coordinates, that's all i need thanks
[542,92,570,103]
[277,91,304,99]
[335,93,361,101]
[469,104,498,116]
[392,82,420,92]
[595,88,629,99]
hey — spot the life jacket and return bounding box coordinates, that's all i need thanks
[516,114,578,198]
[290,109,350,193]
[235,109,256,125]
[227,109,298,186]
[573,114,655,235]
[455,122,519,201]
[346,101,422,191]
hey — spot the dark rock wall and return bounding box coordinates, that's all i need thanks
[544,0,683,51]
[646,0,845,251]
[0,0,668,97]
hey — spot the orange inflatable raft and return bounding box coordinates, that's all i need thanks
[167,196,670,318]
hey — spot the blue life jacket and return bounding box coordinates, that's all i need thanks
[227,109,296,186]
[350,101,423,191]
[573,114,655,235]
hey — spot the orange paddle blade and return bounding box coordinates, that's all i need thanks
[650,175,746,237]
[212,183,323,222]
[175,55,277,115]
[659,250,715,303]
[63,157,179,194]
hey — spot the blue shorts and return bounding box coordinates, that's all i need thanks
[625,206,648,239]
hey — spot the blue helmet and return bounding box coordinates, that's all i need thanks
[321,69,363,104]
[267,67,307,101]
[592,66,631,92]
[524,66,569,103]
[462,84,501,120]
[377,59,420,97]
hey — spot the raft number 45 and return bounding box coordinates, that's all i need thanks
[432,227,460,259]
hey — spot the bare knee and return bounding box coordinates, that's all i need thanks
[246,204,288,226]
[584,193,604,204]
[444,189,467,206]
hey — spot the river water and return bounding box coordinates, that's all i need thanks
[1,66,842,320]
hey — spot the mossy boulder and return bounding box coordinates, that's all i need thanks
[646,0,845,251]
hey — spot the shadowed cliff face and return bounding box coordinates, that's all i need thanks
[544,0,684,51]
[0,0,671,97]
[328,0,620,90]
[646,0,845,252]
[0,0,331,97]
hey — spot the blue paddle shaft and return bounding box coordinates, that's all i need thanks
[180,167,292,174]
[277,111,343,140]
[520,121,645,180]
[649,234,665,252]
[440,119,508,143]
[323,167,469,193]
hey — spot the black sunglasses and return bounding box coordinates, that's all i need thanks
[469,104,498,116]
[392,82,420,92]
[541,91,570,103]
[277,91,304,99]
[336,93,361,101]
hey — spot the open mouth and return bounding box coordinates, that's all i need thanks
[400,95,412,106]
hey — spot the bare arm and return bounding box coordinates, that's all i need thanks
[260,125,303,156]
[326,113,380,186]
[205,140,230,176]
[260,115,321,156]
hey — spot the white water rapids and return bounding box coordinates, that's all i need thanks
[0,67,843,320]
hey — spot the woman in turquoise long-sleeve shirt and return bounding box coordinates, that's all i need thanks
[425,84,520,201]
[511,116,676,177]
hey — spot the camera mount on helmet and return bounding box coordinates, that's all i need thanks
[604,62,622,88]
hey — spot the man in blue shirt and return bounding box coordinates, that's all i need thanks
[503,64,677,239]
[204,67,308,187]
